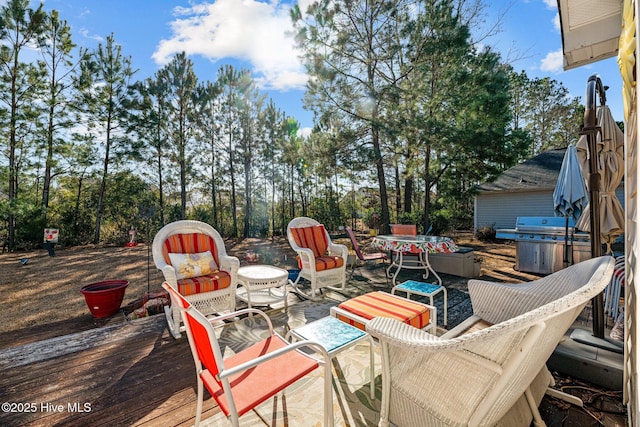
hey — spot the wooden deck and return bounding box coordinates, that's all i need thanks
[0,315,220,427]
[1,253,628,427]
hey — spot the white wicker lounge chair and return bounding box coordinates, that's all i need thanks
[287,217,348,298]
[367,255,615,427]
[152,220,239,338]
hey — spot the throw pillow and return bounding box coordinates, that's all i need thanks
[168,251,218,280]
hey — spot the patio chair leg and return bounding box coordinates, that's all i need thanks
[194,378,204,427]
[525,387,547,427]
[164,305,182,339]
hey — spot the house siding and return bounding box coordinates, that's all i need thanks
[474,187,625,232]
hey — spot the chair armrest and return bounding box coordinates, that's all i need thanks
[327,242,348,259]
[367,317,444,349]
[219,336,330,380]
[218,254,240,279]
[293,247,316,270]
[160,265,178,285]
[367,317,505,373]
[210,308,275,333]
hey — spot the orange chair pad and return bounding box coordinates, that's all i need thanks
[177,271,231,296]
[336,291,431,330]
[297,255,345,271]
[200,335,319,417]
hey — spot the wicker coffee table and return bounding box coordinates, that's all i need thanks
[236,265,289,309]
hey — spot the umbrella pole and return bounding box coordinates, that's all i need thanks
[583,74,605,339]
[564,215,569,266]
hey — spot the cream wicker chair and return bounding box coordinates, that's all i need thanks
[152,220,239,338]
[287,217,348,298]
[367,256,615,427]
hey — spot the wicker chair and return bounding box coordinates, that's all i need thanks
[367,256,615,427]
[287,217,348,298]
[152,220,239,338]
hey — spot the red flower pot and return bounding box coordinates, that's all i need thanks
[80,280,129,318]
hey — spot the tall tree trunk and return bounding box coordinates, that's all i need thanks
[210,137,217,229]
[229,132,238,237]
[423,143,431,233]
[394,162,401,219]
[243,147,252,238]
[404,177,413,215]
[94,112,112,244]
[372,127,390,234]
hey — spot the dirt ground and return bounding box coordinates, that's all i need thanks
[0,231,528,340]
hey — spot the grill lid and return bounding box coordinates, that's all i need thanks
[515,216,576,232]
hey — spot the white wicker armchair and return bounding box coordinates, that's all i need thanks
[367,256,615,427]
[287,217,348,298]
[152,220,239,338]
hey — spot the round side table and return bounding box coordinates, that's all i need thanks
[236,265,289,309]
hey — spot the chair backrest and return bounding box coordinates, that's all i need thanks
[162,282,225,378]
[345,226,365,260]
[391,224,417,236]
[287,217,330,257]
[152,220,226,269]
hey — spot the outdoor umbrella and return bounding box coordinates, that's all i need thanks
[575,105,625,253]
[553,144,589,265]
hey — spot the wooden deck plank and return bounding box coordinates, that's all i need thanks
[0,315,213,427]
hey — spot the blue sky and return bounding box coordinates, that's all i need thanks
[35,0,623,132]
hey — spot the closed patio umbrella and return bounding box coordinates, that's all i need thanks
[553,144,589,265]
[575,105,625,252]
[575,84,624,340]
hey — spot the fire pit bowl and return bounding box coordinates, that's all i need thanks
[80,280,129,318]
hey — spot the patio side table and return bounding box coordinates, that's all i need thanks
[236,265,289,310]
[392,280,448,326]
[288,315,375,398]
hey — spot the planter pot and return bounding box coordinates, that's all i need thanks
[81,280,129,318]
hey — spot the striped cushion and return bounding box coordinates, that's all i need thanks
[290,225,329,257]
[297,255,345,271]
[336,291,431,331]
[162,233,220,266]
[177,271,232,296]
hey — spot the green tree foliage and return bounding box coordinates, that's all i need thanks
[74,33,136,243]
[0,0,46,251]
[0,2,588,251]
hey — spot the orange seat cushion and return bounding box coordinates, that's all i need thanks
[200,335,319,417]
[177,271,232,296]
[297,254,345,271]
[290,225,329,257]
[336,291,431,331]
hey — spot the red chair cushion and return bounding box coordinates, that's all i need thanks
[177,271,232,296]
[336,291,431,331]
[290,225,329,257]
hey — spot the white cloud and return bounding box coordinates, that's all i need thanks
[542,0,556,8]
[540,49,563,73]
[152,0,307,91]
[79,28,104,43]
[298,127,312,139]
[552,13,560,32]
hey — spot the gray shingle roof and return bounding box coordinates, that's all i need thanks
[477,148,566,193]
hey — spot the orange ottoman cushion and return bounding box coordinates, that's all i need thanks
[335,291,431,331]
